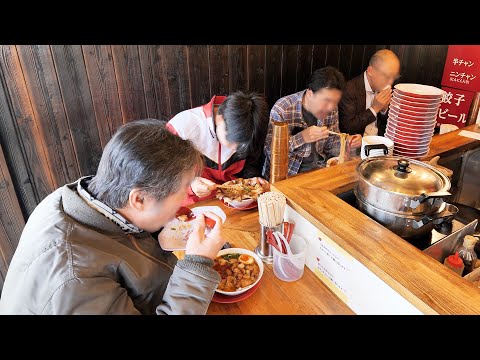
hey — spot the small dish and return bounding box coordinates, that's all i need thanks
[158,206,226,251]
[219,198,258,210]
[216,178,265,208]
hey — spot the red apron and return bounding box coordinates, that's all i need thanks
[182,143,245,205]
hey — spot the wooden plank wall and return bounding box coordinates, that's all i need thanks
[0,143,25,291]
[0,43,450,216]
[0,45,449,286]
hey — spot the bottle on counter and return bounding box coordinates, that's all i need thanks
[443,252,465,276]
[458,235,479,276]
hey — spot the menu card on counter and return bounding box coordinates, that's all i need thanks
[458,130,480,141]
[283,204,423,315]
[311,229,352,303]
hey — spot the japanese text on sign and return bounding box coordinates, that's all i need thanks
[452,58,474,67]
[442,45,480,92]
[441,91,467,123]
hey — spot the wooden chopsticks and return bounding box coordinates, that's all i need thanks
[328,130,343,136]
[216,184,244,190]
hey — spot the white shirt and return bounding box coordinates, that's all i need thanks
[168,106,236,164]
[364,71,378,136]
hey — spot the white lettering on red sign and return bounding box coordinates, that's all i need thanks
[452,58,475,67]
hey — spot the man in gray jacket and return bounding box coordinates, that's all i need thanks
[0,119,225,315]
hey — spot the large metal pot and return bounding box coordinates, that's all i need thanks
[355,156,454,238]
[354,191,458,238]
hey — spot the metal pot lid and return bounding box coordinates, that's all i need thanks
[356,156,450,196]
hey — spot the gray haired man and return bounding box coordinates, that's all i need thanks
[0,119,225,315]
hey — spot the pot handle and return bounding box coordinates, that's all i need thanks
[364,144,388,157]
[412,203,457,229]
[415,191,452,204]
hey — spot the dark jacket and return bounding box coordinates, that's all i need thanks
[338,73,388,136]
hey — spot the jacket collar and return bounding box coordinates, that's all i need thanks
[363,71,376,94]
[202,95,227,118]
[62,177,126,237]
[202,95,227,139]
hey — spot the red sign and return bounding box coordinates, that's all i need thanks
[437,86,475,128]
[441,45,480,92]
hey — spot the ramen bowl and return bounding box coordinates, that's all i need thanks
[213,248,264,296]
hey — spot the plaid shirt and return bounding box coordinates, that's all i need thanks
[262,90,341,180]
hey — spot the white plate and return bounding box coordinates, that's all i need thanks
[158,206,227,251]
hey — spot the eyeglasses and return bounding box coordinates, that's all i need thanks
[373,66,401,82]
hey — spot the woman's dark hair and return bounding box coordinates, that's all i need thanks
[217,91,269,158]
[88,119,204,209]
[306,66,345,93]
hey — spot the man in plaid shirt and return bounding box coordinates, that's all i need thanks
[262,66,362,180]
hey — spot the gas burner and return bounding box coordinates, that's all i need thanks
[404,219,466,251]
[435,221,453,235]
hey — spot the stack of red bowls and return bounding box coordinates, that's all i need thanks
[385,83,444,159]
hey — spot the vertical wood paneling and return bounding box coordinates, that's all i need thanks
[186,45,210,108]
[247,45,265,94]
[138,45,161,120]
[425,45,448,87]
[82,45,124,147]
[229,45,247,92]
[0,143,25,291]
[350,45,366,78]
[281,45,298,97]
[208,45,229,96]
[296,45,313,91]
[325,45,341,68]
[312,45,327,72]
[403,45,422,85]
[111,45,148,123]
[363,45,377,69]
[0,46,54,213]
[396,44,448,87]
[159,45,191,116]
[0,44,453,288]
[265,45,283,108]
[51,45,102,176]
[338,45,353,80]
[151,45,172,120]
[16,45,80,187]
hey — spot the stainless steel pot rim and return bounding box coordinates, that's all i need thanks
[354,189,446,220]
[356,155,451,197]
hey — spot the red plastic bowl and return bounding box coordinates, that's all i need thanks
[393,91,443,104]
[392,95,441,109]
[389,105,438,118]
[391,99,439,114]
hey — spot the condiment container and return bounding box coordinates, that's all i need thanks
[458,235,478,276]
[443,252,465,276]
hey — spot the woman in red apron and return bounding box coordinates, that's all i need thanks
[167,91,270,205]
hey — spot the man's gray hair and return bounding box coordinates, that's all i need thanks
[88,119,204,209]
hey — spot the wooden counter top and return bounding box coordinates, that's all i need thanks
[423,124,480,161]
[272,124,480,314]
[194,199,354,315]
